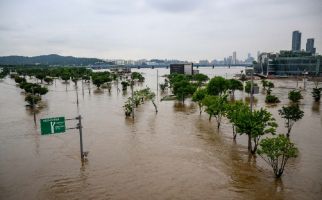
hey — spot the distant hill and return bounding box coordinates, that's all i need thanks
[0,54,106,66]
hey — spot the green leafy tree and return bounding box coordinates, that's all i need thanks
[92,76,105,89]
[227,79,243,97]
[0,72,6,79]
[159,83,167,92]
[288,90,303,104]
[14,76,26,84]
[82,75,91,82]
[226,101,249,140]
[234,108,277,154]
[131,72,145,82]
[44,77,53,84]
[245,81,258,95]
[193,73,209,87]
[192,88,207,115]
[266,81,275,95]
[312,87,322,102]
[278,105,304,138]
[35,73,46,83]
[92,72,111,89]
[265,94,280,103]
[19,83,48,95]
[257,135,298,178]
[60,73,70,83]
[173,80,196,103]
[202,95,228,129]
[261,79,268,90]
[123,87,158,117]
[121,81,130,91]
[207,76,229,96]
[25,94,41,107]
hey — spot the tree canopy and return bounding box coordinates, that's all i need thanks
[202,95,228,129]
[257,134,298,178]
[207,76,229,96]
[278,105,304,138]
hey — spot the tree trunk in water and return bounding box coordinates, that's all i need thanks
[233,126,237,140]
[217,121,220,130]
[33,111,36,126]
[152,100,158,113]
[275,169,283,178]
[248,134,252,152]
[286,127,291,138]
[251,146,257,154]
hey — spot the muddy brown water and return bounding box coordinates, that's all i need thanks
[0,67,321,200]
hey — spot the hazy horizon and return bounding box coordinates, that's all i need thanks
[1,0,321,62]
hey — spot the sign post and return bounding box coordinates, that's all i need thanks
[40,115,86,161]
[76,115,84,160]
[40,117,66,135]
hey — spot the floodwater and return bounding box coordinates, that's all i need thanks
[0,67,321,200]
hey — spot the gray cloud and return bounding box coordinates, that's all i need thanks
[0,0,321,61]
[145,0,207,12]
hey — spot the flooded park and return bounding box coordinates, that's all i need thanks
[0,67,322,200]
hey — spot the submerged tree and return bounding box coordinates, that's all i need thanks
[265,94,280,104]
[25,94,41,107]
[121,81,130,91]
[226,101,249,140]
[312,87,322,102]
[234,108,277,154]
[288,90,303,104]
[44,77,53,84]
[123,87,157,117]
[245,81,259,96]
[202,95,228,129]
[207,76,229,96]
[192,88,207,115]
[227,79,243,97]
[159,83,168,93]
[266,81,275,95]
[257,134,298,178]
[192,73,209,87]
[173,79,196,103]
[278,105,304,138]
[131,72,145,82]
[261,79,268,90]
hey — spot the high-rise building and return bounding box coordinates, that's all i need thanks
[306,38,316,54]
[232,51,237,65]
[292,31,301,51]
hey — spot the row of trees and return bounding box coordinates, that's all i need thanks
[123,88,157,117]
[168,73,303,178]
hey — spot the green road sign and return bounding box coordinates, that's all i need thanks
[40,117,66,135]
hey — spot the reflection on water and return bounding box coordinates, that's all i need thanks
[0,67,322,200]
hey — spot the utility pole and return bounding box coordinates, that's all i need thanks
[250,66,254,112]
[116,77,119,94]
[75,80,79,106]
[81,79,84,98]
[32,86,36,125]
[77,115,84,161]
[157,69,159,100]
[131,79,135,119]
[249,65,254,152]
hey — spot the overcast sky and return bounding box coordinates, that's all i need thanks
[0,0,321,61]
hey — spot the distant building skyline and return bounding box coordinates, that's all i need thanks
[232,52,237,65]
[306,38,316,54]
[292,31,302,51]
